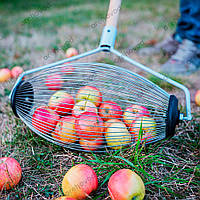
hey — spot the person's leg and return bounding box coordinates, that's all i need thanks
[176,0,200,45]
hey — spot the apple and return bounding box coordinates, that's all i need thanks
[123,105,150,127]
[49,91,75,116]
[61,65,75,75]
[79,138,103,151]
[45,74,64,90]
[108,169,145,200]
[54,197,76,200]
[32,106,60,134]
[11,66,23,79]
[99,101,123,121]
[76,86,102,107]
[0,68,11,82]
[62,164,98,199]
[105,119,131,149]
[75,111,104,140]
[129,116,156,142]
[65,47,78,58]
[0,157,22,190]
[72,100,97,118]
[195,90,200,106]
[53,116,77,143]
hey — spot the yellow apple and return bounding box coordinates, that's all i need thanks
[105,119,131,149]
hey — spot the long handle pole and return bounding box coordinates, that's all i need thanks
[106,0,122,27]
[99,0,122,49]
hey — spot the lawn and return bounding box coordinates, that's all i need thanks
[0,0,199,199]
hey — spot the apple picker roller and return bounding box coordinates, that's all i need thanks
[9,0,192,152]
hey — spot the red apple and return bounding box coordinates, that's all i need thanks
[75,111,104,140]
[62,164,98,199]
[32,106,60,134]
[0,68,11,82]
[49,91,75,116]
[99,101,123,121]
[108,169,145,200]
[79,138,103,151]
[76,86,102,107]
[195,90,200,106]
[105,119,131,149]
[0,157,22,190]
[65,47,78,58]
[45,74,64,90]
[54,197,76,200]
[11,66,23,79]
[123,105,150,127]
[129,116,156,142]
[53,116,77,143]
[72,100,97,118]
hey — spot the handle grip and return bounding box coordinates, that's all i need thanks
[106,0,122,27]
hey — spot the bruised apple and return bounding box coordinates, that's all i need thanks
[0,68,11,82]
[49,91,75,116]
[105,119,131,149]
[99,101,123,121]
[32,106,59,134]
[130,116,156,142]
[108,169,145,200]
[45,74,64,90]
[123,105,150,127]
[0,157,22,190]
[53,116,77,143]
[76,86,102,107]
[75,111,104,140]
[62,164,98,199]
[72,100,97,118]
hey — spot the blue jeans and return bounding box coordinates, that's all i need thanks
[176,0,200,44]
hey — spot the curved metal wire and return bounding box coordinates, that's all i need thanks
[14,63,169,152]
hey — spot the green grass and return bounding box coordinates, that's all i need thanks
[1,117,199,199]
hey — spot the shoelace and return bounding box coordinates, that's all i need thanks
[172,40,197,61]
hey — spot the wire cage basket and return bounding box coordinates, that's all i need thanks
[11,63,175,152]
[10,0,191,152]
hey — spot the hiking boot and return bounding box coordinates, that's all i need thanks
[160,39,200,75]
[138,35,180,56]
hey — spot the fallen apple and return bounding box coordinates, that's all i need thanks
[54,197,76,200]
[76,86,102,107]
[123,105,150,127]
[53,116,77,143]
[195,90,200,106]
[108,169,145,200]
[72,100,97,118]
[65,47,78,58]
[129,116,156,142]
[0,68,11,82]
[79,138,103,151]
[99,101,123,121]
[11,66,23,79]
[75,111,104,140]
[32,106,60,134]
[0,157,22,190]
[45,74,64,90]
[105,119,131,149]
[49,91,75,116]
[62,164,98,199]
